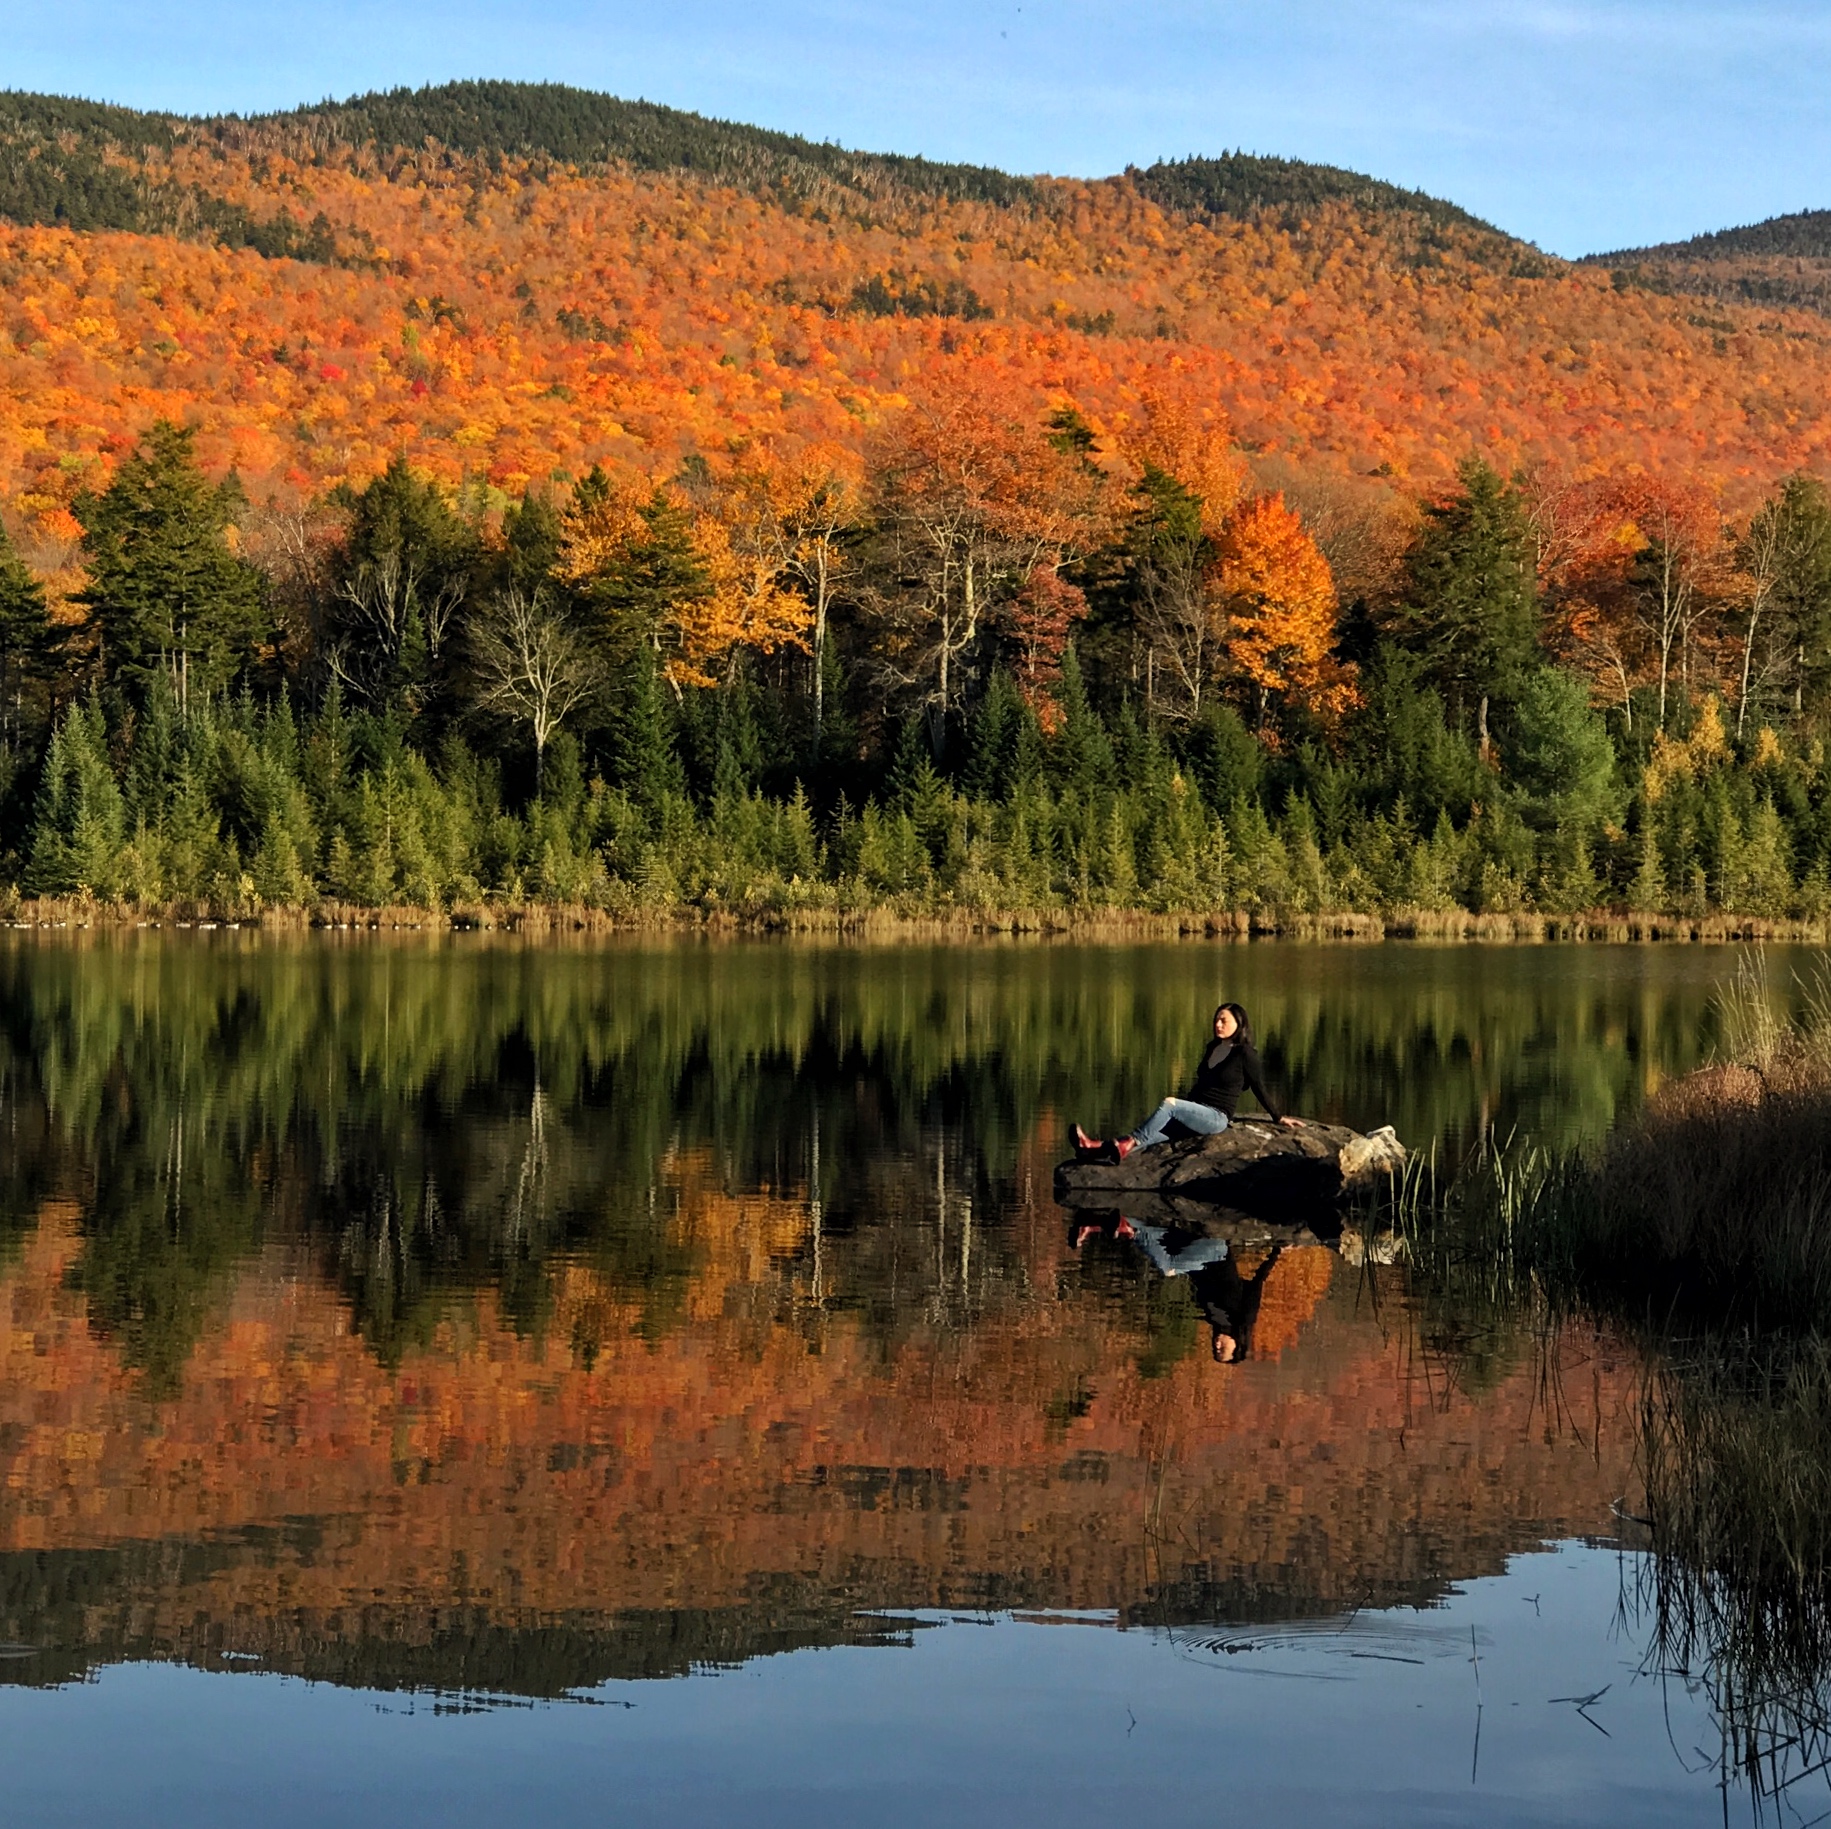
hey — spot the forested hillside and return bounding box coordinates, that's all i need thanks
[1,82,1830,924]
[1592,208,1831,319]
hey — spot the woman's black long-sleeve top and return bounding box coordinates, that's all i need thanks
[1187,1038,1284,1121]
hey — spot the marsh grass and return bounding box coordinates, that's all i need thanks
[1394,951,1831,1335]
[1392,952,1831,1808]
[1633,1338,1831,1809]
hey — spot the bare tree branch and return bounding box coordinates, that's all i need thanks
[468,586,599,786]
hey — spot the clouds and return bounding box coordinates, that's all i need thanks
[8,0,1826,255]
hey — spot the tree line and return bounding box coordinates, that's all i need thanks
[4,377,1831,920]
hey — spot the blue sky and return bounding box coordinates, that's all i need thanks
[7,0,1825,257]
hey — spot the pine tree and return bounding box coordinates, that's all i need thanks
[503,486,564,594]
[26,700,126,896]
[0,518,52,752]
[605,641,685,816]
[1050,647,1115,799]
[1507,667,1616,831]
[581,486,713,649]
[1396,457,1541,730]
[326,453,477,715]
[77,422,268,714]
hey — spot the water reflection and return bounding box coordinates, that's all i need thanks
[0,933,1797,1818]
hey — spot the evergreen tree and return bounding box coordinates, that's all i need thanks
[965,670,1023,800]
[1763,475,1831,719]
[1050,647,1116,799]
[605,642,685,815]
[1353,651,1485,827]
[502,486,564,594]
[0,517,52,751]
[1507,667,1616,831]
[26,700,126,895]
[1395,457,1541,729]
[1182,701,1263,810]
[76,422,268,714]
[326,453,478,714]
[579,485,712,648]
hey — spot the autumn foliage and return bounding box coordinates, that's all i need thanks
[1218,492,1358,732]
[3,108,1831,554]
[4,98,1831,925]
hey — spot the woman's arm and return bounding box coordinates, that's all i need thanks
[1242,1045,1300,1125]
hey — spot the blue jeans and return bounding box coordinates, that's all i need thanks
[1130,1098,1229,1149]
[1128,1223,1232,1278]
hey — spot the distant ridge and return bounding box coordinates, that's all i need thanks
[1127,152,1507,240]
[1592,208,1831,265]
[0,79,1514,248]
[1586,208,1831,318]
[259,81,1036,206]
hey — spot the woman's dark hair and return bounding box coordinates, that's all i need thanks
[1214,1002,1254,1048]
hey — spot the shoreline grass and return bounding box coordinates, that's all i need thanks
[1385,958,1831,1806]
[1392,952,1831,1333]
[4,890,1831,944]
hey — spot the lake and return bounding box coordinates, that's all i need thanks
[0,935,1818,1824]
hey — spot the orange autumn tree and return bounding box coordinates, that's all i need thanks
[1117,383,1247,538]
[865,369,1106,724]
[1110,384,1249,721]
[1216,492,1358,735]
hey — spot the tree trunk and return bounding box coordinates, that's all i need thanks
[1738,605,1762,738]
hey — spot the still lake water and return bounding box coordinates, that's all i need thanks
[0,935,1816,1824]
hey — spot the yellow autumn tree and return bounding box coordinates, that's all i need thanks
[1119,383,1247,535]
[556,461,812,688]
[691,461,815,686]
[1216,492,1358,734]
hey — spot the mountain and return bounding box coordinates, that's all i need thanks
[0,80,1827,530]
[0,82,1504,233]
[1586,208,1831,317]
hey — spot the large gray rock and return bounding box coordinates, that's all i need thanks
[1054,1119,1405,1212]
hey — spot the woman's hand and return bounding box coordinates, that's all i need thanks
[1280,1115,1304,1128]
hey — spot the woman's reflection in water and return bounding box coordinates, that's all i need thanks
[1077,1214,1283,1364]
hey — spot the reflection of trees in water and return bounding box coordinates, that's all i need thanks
[0,1533,919,1697]
[0,936,1743,1380]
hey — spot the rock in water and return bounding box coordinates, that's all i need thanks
[1054,1120,1405,1213]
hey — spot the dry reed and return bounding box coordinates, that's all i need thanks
[3,889,1829,945]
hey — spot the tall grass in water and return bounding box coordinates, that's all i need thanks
[1392,953,1831,1808]
[1394,951,1831,1333]
[1636,1339,1831,1809]
[1576,950,1831,1330]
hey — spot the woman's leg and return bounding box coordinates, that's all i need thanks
[1128,1225,1233,1278]
[1130,1098,1229,1148]
[1129,1100,1179,1148]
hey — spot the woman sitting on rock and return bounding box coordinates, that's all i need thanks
[1072,1002,1301,1162]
